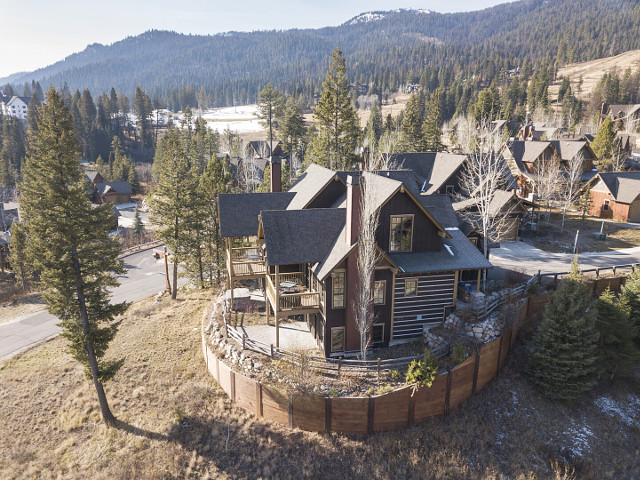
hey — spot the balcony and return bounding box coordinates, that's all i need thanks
[265,272,321,315]
[228,246,267,278]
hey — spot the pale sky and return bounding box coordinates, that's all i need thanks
[0,0,509,78]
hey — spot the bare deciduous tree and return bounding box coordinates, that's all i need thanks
[559,152,585,228]
[458,130,516,286]
[533,155,561,223]
[354,171,380,360]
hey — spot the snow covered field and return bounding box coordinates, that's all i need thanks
[174,105,263,134]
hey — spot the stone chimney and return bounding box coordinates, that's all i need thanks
[345,175,361,245]
[270,156,282,193]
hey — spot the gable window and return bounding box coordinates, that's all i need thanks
[390,215,414,252]
[603,199,610,211]
[404,278,418,297]
[374,280,386,305]
[331,327,345,353]
[332,270,345,309]
[445,185,455,195]
[372,323,384,346]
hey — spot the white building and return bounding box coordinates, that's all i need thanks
[1,93,29,120]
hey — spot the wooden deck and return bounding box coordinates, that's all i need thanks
[265,273,321,315]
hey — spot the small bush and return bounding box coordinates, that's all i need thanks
[375,385,393,396]
[173,406,186,424]
[451,339,467,365]
[405,349,439,388]
[389,369,402,380]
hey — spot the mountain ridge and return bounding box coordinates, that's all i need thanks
[2,0,639,109]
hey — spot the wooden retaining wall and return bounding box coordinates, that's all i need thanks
[201,276,627,434]
[202,327,517,433]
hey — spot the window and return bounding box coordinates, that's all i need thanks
[332,270,345,309]
[374,280,386,305]
[331,327,345,353]
[372,323,384,345]
[603,199,610,211]
[404,278,418,297]
[445,185,454,195]
[390,215,414,252]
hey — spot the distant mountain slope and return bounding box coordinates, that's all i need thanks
[2,0,639,107]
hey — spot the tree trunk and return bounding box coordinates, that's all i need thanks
[172,256,178,300]
[71,246,116,426]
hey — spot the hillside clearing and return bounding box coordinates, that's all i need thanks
[0,288,639,479]
[550,49,640,103]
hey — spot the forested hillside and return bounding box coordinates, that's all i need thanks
[2,0,639,110]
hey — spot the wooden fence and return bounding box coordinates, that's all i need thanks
[202,275,628,434]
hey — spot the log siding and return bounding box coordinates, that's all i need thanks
[392,272,455,340]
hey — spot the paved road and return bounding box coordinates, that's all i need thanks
[0,246,187,360]
[490,241,640,276]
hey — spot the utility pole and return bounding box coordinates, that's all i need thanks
[573,230,580,254]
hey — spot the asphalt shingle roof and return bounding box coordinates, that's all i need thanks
[286,164,337,210]
[385,152,467,194]
[389,229,492,274]
[597,172,640,204]
[95,181,132,197]
[261,208,346,266]
[218,192,295,238]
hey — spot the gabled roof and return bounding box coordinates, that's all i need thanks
[286,164,337,210]
[312,225,353,281]
[389,229,492,274]
[85,171,102,183]
[608,104,640,118]
[595,172,640,204]
[509,141,554,165]
[417,194,460,228]
[549,140,594,161]
[95,181,132,197]
[385,152,467,194]
[453,189,528,217]
[260,208,346,266]
[218,192,295,237]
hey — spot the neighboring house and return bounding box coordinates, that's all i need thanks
[218,163,492,357]
[519,123,563,141]
[94,181,133,204]
[0,202,19,231]
[452,190,529,242]
[245,140,282,159]
[384,152,469,196]
[587,171,640,222]
[503,140,596,198]
[0,94,30,120]
[85,171,105,187]
[602,104,640,133]
[229,156,270,191]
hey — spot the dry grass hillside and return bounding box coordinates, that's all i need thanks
[550,49,640,103]
[1,288,639,479]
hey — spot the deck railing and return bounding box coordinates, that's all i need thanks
[231,246,261,261]
[223,316,448,374]
[265,272,320,312]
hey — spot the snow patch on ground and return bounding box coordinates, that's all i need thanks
[173,105,263,134]
[348,12,385,25]
[594,394,640,427]
[562,422,594,457]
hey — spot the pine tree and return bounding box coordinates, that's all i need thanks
[595,289,640,379]
[423,89,445,152]
[591,116,616,161]
[151,128,198,298]
[257,83,283,154]
[400,93,426,152]
[579,188,592,222]
[528,276,600,402]
[279,96,306,168]
[19,87,126,425]
[8,221,31,293]
[199,154,232,285]
[364,101,383,152]
[133,204,144,237]
[312,47,361,170]
[620,268,640,348]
